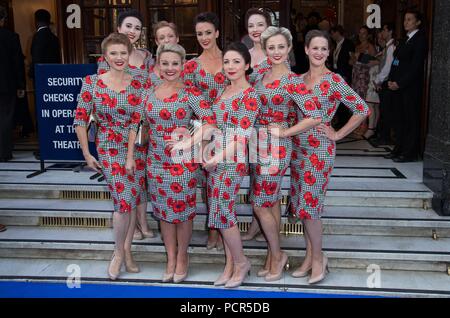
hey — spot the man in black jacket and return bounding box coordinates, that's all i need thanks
[384,10,428,162]
[29,9,61,160]
[29,9,61,80]
[330,25,355,83]
[330,25,355,129]
[0,5,26,162]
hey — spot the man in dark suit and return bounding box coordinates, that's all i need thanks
[0,5,26,162]
[29,9,61,159]
[330,25,355,129]
[330,25,355,83]
[384,11,428,162]
[29,9,61,80]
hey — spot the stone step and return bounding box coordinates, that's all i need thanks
[0,199,449,237]
[0,174,433,208]
[0,257,449,297]
[1,226,449,273]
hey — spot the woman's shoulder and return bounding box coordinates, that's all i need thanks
[84,73,99,84]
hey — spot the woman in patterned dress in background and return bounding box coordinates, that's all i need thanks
[182,12,227,251]
[245,8,273,87]
[74,33,147,280]
[97,9,155,241]
[203,42,260,288]
[147,21,180,88]
[97,10,153,81]
[240,8,272,242]
[250,27,323,282]
[137,44,216,283]
[270,30,369,284]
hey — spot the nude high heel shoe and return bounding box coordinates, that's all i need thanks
[291,264,312,278]
[264,252,289,282]
[125,252,140,273]
[173,256,189,283]
[162,272,174,283]
[308,254,329,284]
[224,259,251,289]
[108,253,123,281]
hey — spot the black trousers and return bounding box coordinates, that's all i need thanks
[0,94,16,159]
[14,92,34,136]
[377,82,395,142]
[392,86,422,157]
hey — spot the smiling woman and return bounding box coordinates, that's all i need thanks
[73,31,149,281]
[96,9,154,85]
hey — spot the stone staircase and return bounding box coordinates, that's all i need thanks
[0,139,449,297]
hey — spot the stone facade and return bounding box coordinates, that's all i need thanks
[424,0,450,215]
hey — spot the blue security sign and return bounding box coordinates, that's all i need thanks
[35,64,97,161]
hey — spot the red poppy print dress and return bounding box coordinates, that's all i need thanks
[249,73,298,208]
[248,58,272,86]
[97,48,154,82]
[146,64,164,88]
[182,58,228,187]
[182,58,228,103]
[73,74,148,213]
[248,58,291,86]
[288,72,369,220]
[142,86,216,224]
[207,87,261,229]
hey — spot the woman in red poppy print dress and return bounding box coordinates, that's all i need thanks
[181,12,227,251]
[270,30,369,285]
[136,44,216,284]
[202,42,260,289]
[96,10,155,241]
[97,10,153,83]
[146,21,180,88]
[74,33,147,281]
[244,8,272,88]
[250,27,323,282]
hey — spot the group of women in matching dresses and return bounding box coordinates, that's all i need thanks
[74,8,368,288]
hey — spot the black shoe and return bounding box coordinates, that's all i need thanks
[384,152,399,159]
[0,155,13,162]
[33,151,41,160]
[393,155,416,163]
[371,138,389,146]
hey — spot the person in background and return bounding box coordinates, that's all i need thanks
[384,11,427,162]
[29,9,61,80]
[372,23,396,146]
[147,21,180,87]
[241,7,272,242]
[350,26,377,138]
[0,5,25,162]
[330,25,355,129]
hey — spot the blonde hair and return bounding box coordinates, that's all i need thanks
[261,26,293,50]
[157,43,186,62]
[101,32,133,55]
[153,21,179,38]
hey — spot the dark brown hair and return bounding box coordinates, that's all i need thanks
[305,29,331,48]
[245,8,272,28]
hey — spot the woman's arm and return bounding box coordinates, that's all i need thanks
[75,126,101,172]
[269,117,321,138]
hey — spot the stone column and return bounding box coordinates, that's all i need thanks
[423,0,450,215]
